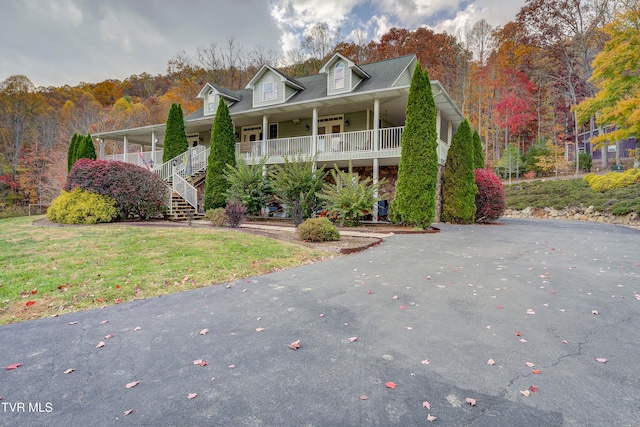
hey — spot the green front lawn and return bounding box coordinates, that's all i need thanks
[0,216,331,324]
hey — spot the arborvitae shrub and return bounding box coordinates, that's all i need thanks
[224,199,246,228]
[297,217,341,242]
[76,134,97,162]
[47,188,118,224]
[474,169,505,223]
[205,98,236,210]
[204,208,227,227]
[442,119,477,224]
[66,159,168,219]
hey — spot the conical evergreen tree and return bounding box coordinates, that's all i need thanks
[389,62,438,229]
[473,129,485,169]
[75,133,97,162]
[68,133,80,171]
[442,119,477,224]
[162,103,188,163]
[204,98,237,210]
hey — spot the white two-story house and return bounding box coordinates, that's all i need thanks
[95,53,464,219]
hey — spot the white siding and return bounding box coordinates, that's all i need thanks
[253,71,285,108]
[327,59,351,95]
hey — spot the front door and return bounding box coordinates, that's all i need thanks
[241,126,262,153]
[317,115,343,152]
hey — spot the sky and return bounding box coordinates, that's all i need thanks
[0,0,525,88]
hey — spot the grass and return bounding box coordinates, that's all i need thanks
[505,178,640,214]
[0,216,332,324]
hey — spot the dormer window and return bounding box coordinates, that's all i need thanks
[334,62,345,89]
[208,102,215,112]
[262,76,277,101]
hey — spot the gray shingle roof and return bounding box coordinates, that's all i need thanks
[186,54,416,122]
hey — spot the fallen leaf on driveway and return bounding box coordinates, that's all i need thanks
[596,358,607,363]
[64,368,74,374]
[188,393,197,399]
[104,334,114,339]
[348,337,357,342]
[423,401,431,409]
[526,309,536,315]
[360,395,368,400]
[515,331,522,336]
[6,363,22,370]
[529,385,538,392]
[125,381,139,389]
[487,359,496,365]
[592,310,599,315]
[466,397,476,406]
[525,362,535,367]
[96,341,105,348]
[134,327,142,331]
[520,390,531,397]
[68,321,78,325]
[427,413,437,422]
[289,340,301,350]
[256,327,265,332]
[421,359,431,365]
[385,381,397,389]
[101,320,108,324]
[532,369,541,374]
[200,329,209,335]
[124,409,133,416]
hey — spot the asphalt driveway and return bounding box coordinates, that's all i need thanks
[1,218,638,426]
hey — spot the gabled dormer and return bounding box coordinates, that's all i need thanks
[197,83,241,116]
[319,53,370,96]
[245,65,304,108]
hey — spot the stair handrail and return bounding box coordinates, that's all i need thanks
[172,173,198,211]
[153,146,210,182]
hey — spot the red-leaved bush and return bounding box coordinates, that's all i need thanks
[65,159,168,220]
[474,168,505,223]
[224,198,246,228]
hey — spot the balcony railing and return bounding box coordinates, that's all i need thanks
[236,127,407,163]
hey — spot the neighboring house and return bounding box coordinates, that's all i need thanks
[95,53,464,219]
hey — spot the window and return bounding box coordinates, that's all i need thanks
[334,62,345,89]
[269,123,278,139]
[262,76,276,101]
[208,102,215,112]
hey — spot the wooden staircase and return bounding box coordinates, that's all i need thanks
[168,193,203,221]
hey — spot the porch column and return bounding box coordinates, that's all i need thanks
[151,131,157,167]
[98,139,105,160]
[448,122,453,144]
[312,107,318,154]
[123,135,128,162]
[436,109,441,141]
[373,158,379,222]
[262,114,269,157]
[373,99,380,151]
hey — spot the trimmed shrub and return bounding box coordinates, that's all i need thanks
[205,98,236,210]
[75,133,97,162]
[474,169,506,223]
[225,199,246,228]
[584,169,639,192]
[442,119,477,224]
[67,133,81,172]
[66,159,168,219]
[224,156,268,216]
[473,130,485,169]
[298,217,341,242]
[204,208,227,227]
[47,188,118,224]
[163,103,188,163]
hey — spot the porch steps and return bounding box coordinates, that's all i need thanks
[168,193,203,221]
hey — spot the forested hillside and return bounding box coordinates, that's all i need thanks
[1,0,638,211]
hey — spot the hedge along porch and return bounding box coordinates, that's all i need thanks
[95,53,464,219]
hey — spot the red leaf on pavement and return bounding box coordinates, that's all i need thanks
[124,409,133,415]
[367,290,374,294]
[400,305,407,309]
[255,327,265,332]
[25,300,35,307]
[289,339,301,350]
[6,363,22,370]
[96,341,105,348]
[423,401,431,409]
[100,320,108,324]
[187,393,197,399]
[497,305,504,309]
[348,337,358,342]
[487,359,496,365]
[514,331,522,336]
[385,381,397,389]
[529,385,538,392]
[200,328,209,335]
[532,369,541,374]
[360,395,368,400]
[104,334,115,339]
[199,361,208,367]
[466,397,477,406]
[125,380,139,389]
[596,358,607,363]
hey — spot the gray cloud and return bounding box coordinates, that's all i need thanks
[0,0,523,88]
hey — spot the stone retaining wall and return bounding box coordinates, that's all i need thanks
[502,206,640,227]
